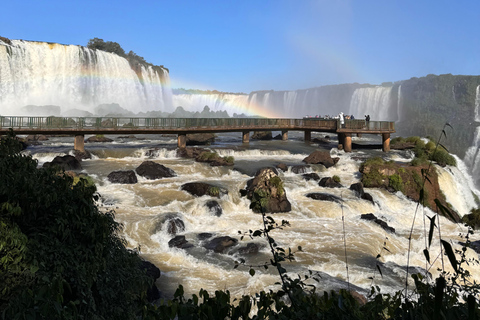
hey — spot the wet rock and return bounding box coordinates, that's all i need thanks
[176,147,207,159]
[204,236,238,253]
[72,149,92,161]
[245,167,291,213]
[303,150,337,168]
[26,134,48,142]
[186,133,215,145]
[166,218,185,235]
[205,200,223,217]
[273,134,282,140]
[291,165,310,174]
[107,170,138,184]
[151,213,185,235]
[237,243,260,255]
[349,182,365,197]
[251,131,272,140]
[168,235,193,249]
[85,135,113,143]
[198,233,214,240]
[276,163,288,172]
[306,193,342,203]
[362,192,375,204]
[319,177,342,188]
[302,173,320,181]
[43,155,82,171]
[181,182,227,198]
[135,160,176,179]
[360,213,395,233]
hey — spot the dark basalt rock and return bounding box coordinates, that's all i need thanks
[168,235,193,249]
[319,177,342,188]
[85,135,113,143]
[302,173,320,181]
[166,218,185,235]
[305,193,342,203]
[205,200,223,217]
[360,213,395,233]
[204,236,238,253]
[72,149,92,161]
[198,233,214,240]
[176,147,207,159]
[349,182,365,197]
[43,155,82,171]
[107,170,138,184]
[303,150,338,168]
[276,163,288,172]
[186,133,215,145]
[251,131,272,140]
[135,160,176,179]
[361,192,375,204]
[244,167,291,213]
[181,182,227,198]
[291,165,310,174]
[151,213,185,235]
[237,243,260,255]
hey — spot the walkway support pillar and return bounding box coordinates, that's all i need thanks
[304,130,311,142]
[178,134,186,148]
[74,134,85,152]
[337,133,345,150]
[281,130,288,141]
[242,131,250,143]
[382,133,390,152]
[344,133,352,152]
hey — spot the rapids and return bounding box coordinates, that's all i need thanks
[25,131,480,299]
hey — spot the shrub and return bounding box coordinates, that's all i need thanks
[332,175,341,183]
[208,186,220,197]
[224,156,234,164]
[388,174,403,192]
[430,149,456,166]
[0,131,151,319]
[462,208,480,229]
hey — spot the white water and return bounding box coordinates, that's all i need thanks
[172,94,249,115]
[464,85,480,186]
[0,40,173,115]
[24,135,480,300]
[349,87,393,121]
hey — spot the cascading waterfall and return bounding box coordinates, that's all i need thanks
[172,93,249,115]
[348,86,393,121]
[0,40,173,115]
[464,85,480,186]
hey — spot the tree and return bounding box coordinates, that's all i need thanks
[0,130,151,319]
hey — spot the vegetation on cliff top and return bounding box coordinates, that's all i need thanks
[87,37,169,73]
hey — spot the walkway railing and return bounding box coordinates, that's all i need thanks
[0,116,394,132]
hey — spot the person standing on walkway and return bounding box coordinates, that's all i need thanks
[339,112,345,128]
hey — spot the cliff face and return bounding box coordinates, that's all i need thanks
[395,74,480,157]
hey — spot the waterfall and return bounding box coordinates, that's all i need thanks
[464,85,480,186]
[348,86,393,121]
[0,40,172,115]
[171,94,249,115]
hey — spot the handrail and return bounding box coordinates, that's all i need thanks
[0,116,394,132]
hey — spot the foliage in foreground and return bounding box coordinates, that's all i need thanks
[0,130,152,319]
[1,129,480,319]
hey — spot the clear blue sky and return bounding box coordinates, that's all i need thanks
[2,0,479,93]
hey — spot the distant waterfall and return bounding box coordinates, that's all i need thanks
[464,85,480,186]
[0,40,173,115]
[172,94,249,115]
[348,86,393,121]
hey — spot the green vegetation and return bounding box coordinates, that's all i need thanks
[388,174,403,192]
[87,38,169,73]
[332,175,341,183]
[396,74,480,158]
[269,176,285,196]
[462,208,480,230]
[207,186,220,197]
[1,130,479,319]
[392,135,457,167]
[0,130,151,319]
